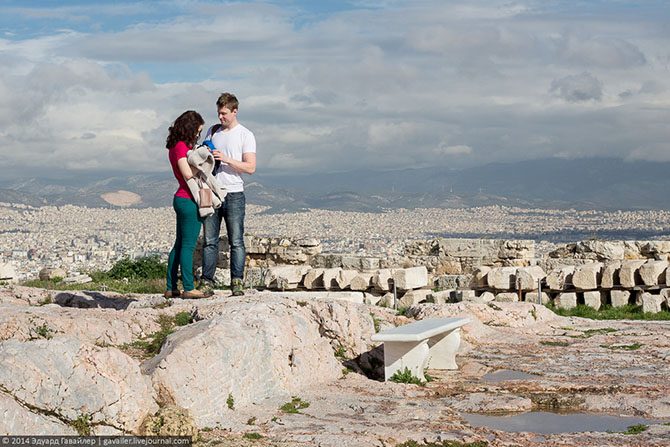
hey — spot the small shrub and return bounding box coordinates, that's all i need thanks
[280,396,310,414]
[389,367,425,386]
[31,323,54,340]
[71,413,92,436]
[106,256,166,280]
[296,300,308,307]
[574,327,618,338]
[370,313,381,333]
[38,295,53,306]
[246,417,256,425]
[334,344,348,359]
[122,314,175,358]
[227,393,235,410]
[601,342,642,351]
[243,432,263,440]
[174,311,193,326]
[623,424,648,435]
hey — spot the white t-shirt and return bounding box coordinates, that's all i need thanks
[206,123,256,193]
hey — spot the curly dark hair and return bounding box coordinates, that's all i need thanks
[166,110,204,150]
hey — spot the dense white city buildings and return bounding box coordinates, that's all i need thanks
[1,202,669,281]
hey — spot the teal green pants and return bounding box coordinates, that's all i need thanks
[166,196,203,292]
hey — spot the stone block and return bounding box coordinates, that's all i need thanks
[397,289,432,308]
[376,292,395,308]
[322,268,342,290]
[639,260,668,286]
[303,268,325,289]
[662,288,670,306]
[523,291,550,305]
[487,267,517,290]
[470,266,491,288]
[264,265,309,289]
[392,267,428,290]
[427,290,453,305]
[609,290,631,308]
[515,266,546,291]
[335,270,358,290]
[360,257,381,271]
[350,273,373,291]
[494,292,519,303]
[38,267,67,281]
[619,260,646,288]
[372,269,393,292]
[623,241,644,260]
[364,293,382,306]
[476,291,496,303]
[572,263,603,290]
[555,292,577,310]
[600,261,621,289]
[546,266,575,290]
[454,290,476,302]
[575,240,625,261]
[583,291,603,310]
[640,292,664,314]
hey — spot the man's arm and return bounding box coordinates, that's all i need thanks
[213,152,256,175]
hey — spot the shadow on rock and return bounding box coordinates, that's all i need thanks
[54,291,136,310]
[346,344,385,381]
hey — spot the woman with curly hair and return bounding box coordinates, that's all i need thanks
[165,110,212,299]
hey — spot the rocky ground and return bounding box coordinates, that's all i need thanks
[1,285,669,446]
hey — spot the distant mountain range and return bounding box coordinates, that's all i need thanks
[2,157,669,212]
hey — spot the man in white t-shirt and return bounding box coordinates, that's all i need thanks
[201,92,256,296]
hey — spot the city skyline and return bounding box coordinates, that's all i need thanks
[1,1,669,179]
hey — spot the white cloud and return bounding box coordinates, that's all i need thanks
[0,0,669,178]
[435,144,473,156]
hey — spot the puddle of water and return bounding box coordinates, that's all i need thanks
[482,369,540,382]
[462,411,658,434]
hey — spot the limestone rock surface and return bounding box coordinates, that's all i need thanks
[145,297,342,428]
[0,337,157,433]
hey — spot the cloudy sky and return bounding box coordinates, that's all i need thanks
[1,0,669,178]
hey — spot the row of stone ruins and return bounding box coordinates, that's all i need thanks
[202,236,670,312]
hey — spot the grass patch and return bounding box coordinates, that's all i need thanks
[371,313,382,333]
[280,396,310,414]
[243,433,263,440]
[547,304,670,321]
[571,327,618,338]
[227,393,235,410]
[22,256,167,294]
[540,340,570,347]
[396,306,411,317]
[121,314,178,358]
[173,311,193,326]
[623,423,648,435]
[30,323,54,340]
[71,413,92,436]
[600,342,642,351]
[334,344,348,360]
[389,367,428,386]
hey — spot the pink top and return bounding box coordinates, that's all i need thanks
[168,141,193,199]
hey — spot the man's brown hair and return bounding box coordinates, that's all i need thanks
[216,92,239,111]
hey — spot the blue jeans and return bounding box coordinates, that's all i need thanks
[166,196,203,292]
[202,192,246,281]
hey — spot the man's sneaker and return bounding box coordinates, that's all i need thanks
[197,280,215,296]
[163,290,180,298]
[231,278,244,296]
[182,289,213,299]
